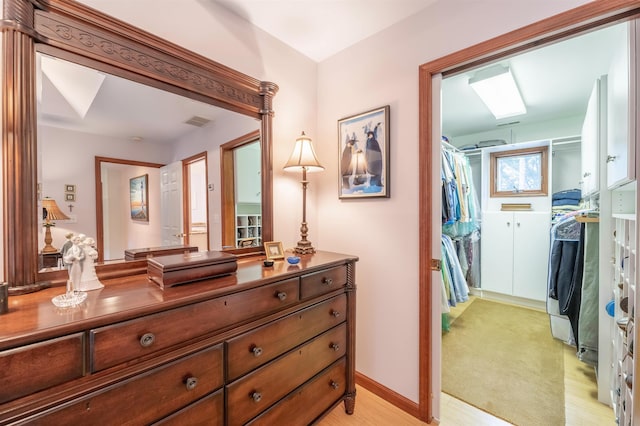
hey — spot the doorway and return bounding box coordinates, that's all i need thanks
[183,152,209,251]
[418,2,640,422]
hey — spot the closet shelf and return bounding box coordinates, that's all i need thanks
[575,215,600,223]
[613,213,636,221]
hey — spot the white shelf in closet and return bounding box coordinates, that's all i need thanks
[613,213,637,221]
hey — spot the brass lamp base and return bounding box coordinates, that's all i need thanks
[293,246,316,255]
[42,226,58,253]
[293,241,316,255]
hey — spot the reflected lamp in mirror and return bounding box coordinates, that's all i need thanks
[42,197,69,253]
[283,131,324,255]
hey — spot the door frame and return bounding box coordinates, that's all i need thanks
[94,156,164,262]
[418,1,640,422]
[182,151,209,250]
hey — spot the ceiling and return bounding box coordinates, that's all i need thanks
[441,22,625,143]
[210,0,438,62]
[41,2,628,147]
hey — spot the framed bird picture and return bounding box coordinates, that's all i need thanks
[338,105,390,199]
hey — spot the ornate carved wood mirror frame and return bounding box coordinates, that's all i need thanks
[1,0,277,293]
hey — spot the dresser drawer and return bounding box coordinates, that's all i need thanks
[90,278,299,371]
[300,265,347,299]
[26,344,224,425]
[247,358,346,425]
[226,323,346,426]
[0,333,84,404]
[153,389,224,426]
[227,294,347,380]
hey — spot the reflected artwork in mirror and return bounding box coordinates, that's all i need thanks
[1,0,277,293]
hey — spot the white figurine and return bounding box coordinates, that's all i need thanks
[76,236,104,291]
[63,234,85,291]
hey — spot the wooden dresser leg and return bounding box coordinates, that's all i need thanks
[344,390,356,415]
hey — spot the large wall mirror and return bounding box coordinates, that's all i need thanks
[2,0,277,293]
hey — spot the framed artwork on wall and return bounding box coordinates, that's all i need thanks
[130,174,149,221]
[338,105,390,199]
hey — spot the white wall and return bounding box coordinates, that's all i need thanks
[315,0,592,403]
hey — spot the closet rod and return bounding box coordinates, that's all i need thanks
[441,139,461,152]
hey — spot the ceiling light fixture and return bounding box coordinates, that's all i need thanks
[469,65,526,120]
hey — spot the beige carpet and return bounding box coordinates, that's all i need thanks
[442,298,565,426]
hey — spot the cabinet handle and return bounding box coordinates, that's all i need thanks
[251,345,263,357]
[607,155,617,163]
[330,381,340,390]
[506,222,511,227]
[139,332,155,348]
[276,291,287,301]
[517,222,521,227]
[330,342,340,352]
[322,277,333,286]
[184,376,198,391]
[583,172,591,177]
[331,310,341,318]
[250,391,262,403]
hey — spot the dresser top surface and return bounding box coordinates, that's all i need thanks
[0,251,357,349]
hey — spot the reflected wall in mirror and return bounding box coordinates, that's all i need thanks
[2,0,277,292]
[37,53,262,266]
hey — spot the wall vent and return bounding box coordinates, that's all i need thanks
[185,116,211,127]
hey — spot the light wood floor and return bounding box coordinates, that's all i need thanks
[321,299,615,425]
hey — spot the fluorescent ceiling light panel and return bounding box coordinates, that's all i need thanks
[469,65,526,119]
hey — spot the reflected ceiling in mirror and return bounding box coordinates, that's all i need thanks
[37,52,260,266]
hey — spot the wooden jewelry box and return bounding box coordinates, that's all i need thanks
[147,251,238,289]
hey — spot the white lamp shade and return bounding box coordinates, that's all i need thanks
[283,132,324,172]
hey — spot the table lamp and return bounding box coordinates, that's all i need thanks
[283,131,324,254]
[42,197,69,253]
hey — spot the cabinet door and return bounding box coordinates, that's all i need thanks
[607,21,636,188]
[512,212,551,301]
[581,79,600,196]
[480,211,514,295]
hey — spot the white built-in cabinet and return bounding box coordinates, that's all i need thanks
[610,205,637,425]
[581,78,604,196]
[480,211,551,301]
[607,20,636,189]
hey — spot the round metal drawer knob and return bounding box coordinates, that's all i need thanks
[276,291,287,301]
[250,391,262,403]
[330,342,340,352]
[330,381,340,390]
[185,376,198,391]
[251,346,263,357]
[331,310,340,318]
[322,277,333,286]
[139,332,155,348]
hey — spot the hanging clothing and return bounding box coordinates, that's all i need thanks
[441,142,481,290]
[442,235,469,306]
[441,149,480,237]
[577,221,599,366]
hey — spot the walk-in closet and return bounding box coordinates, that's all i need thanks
[439,18,637,425]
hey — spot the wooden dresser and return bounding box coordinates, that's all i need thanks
[0,251,357,425]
